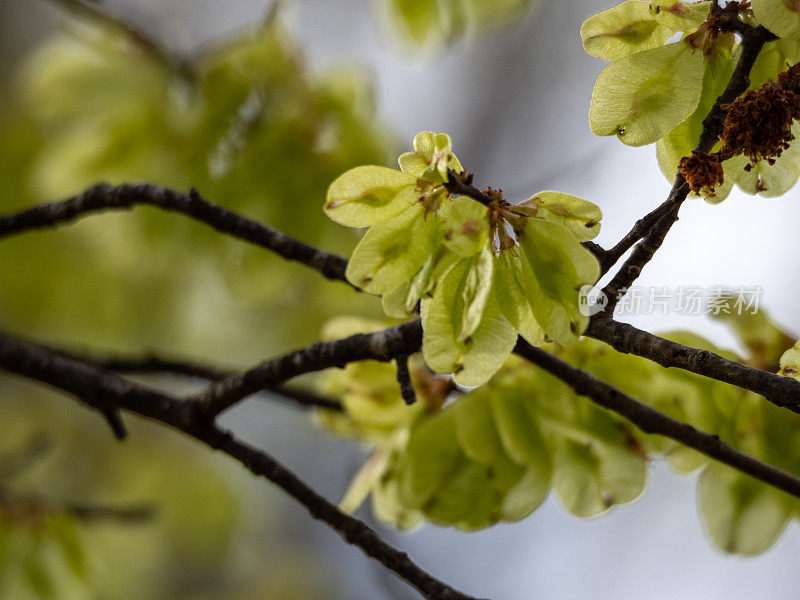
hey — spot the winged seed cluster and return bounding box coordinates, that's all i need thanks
[324,132,601,386]
[586,0,800,200]
[317,306,800,554]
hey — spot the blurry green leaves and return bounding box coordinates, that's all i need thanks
[384,0,536,50]
[322,350,648,530]
[315,316,441,442]
[699,462,793,555]
[18,29,185,197]
[3,17,391,356]
[697,380,800,554]
[191,23,390,239]
[1,383,246,600]
[326,132,602,385]
[709,292,796,371]
[0,512,89,599]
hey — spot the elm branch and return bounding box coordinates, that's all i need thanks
[444,168,608,264]
[587,318,800,414]
[513,338,800,499]
[601,23,776,310]
[0,184,351,286]
[196,320,423,415]
[0,330,480,600]
[51,346,342,411]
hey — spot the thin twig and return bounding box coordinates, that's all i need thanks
[444,169,607,263]
[0,435,53,480]
[41,0,196,83]
[0,184,352,286]
[599,13,775,275]
[513,338,800,499]
[598,194,684,274]
[0,488,155,523]
[196,320,423,416]
[444,170,498,207]
[57,350,236,381]
[101,409,128,440]
[395,355,417,405]
[51,346,343,411]
[66,501,155,523]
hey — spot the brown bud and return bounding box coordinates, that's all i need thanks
[720,83,796,166]
[678,151,725,196]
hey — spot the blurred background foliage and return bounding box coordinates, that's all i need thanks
[4,0,800,599]
[0,15,389,357]
[0,3,390,599]
[0,0,541,597]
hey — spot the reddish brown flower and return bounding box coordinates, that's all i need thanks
[719,83,796,166]
[678,151,725,196]
[778,62,800,104]
[685,12,734,56]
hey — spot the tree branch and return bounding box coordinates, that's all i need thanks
[444,170,498,207]
[444,169,608,263]
[0,488,155,524]
[198,428,482,600]
[0,435,53,481]
[513,338,800,500]
[598,189,685,274]
[65,501,155,523]
[0,330,480,600]
[196,320,423,416]
[41,0,196,83]
[0,184,351,286]
[587,317,800,414]
[51,346,343,411]
[395,354,417,405]
[600,24,776,303]
[56,350,236,381]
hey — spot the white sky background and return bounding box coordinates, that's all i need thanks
[8,0,800,598]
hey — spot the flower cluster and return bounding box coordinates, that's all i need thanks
[679,150,725,195]
[720,78,800,167]
[679,61,800,195]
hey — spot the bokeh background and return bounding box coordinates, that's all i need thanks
[2,0,800,598]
